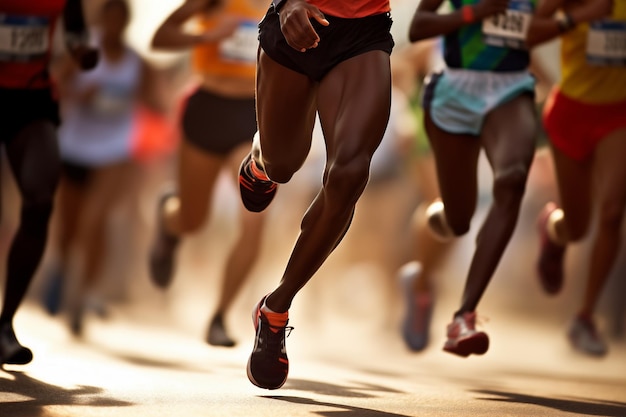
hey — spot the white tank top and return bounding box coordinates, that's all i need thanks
[58,43,142,166]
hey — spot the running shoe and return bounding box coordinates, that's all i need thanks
[207,313,236,347]
[42,267,64,316]
[536,202,566,295]
[443,312,489,357]
[568,315,608,357]
[148,189,180,289]
[399,262,433,352]
[0,322,33,365]
[247,296,292,390]
[238,154,278,213]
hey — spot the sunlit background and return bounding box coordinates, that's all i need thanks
[0,1,624,416]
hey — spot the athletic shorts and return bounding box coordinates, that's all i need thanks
[62,160,94,186]
[1,87,60,142]
[422,68,535,136]
[181,88,257,155]
[259,8,394,82]
[543,88,626,161]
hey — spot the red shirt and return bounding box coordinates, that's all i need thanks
[0,0,66,89]
[310,0,390,18]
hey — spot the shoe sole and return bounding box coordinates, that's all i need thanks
[443,333,489,357]
[1,347,33,365]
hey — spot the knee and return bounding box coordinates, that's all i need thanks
[492,164,529,205]
[447,217,471,237]
[426,200,470,238]
[21,200,54,234]
[324,157,370,205]
[264,162,297,184]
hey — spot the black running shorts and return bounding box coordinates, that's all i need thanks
[61,160,93,186]
[1,87,60,142]
[259,8,394,82]
[181,88,257,155]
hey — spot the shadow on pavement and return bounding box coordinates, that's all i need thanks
[0,370,132,417]
[473,389,626,417]
[263,395,412,417]
[284,378,404,398]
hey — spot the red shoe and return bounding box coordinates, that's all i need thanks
[443,312,489,357]
[536,202,566,295]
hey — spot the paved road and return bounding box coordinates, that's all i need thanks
[2,158,625,417]
[1,295,625,417]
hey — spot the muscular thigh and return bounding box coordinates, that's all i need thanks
[593,129,626,209]
[256,50,317,164]
[6,120,60,203]
[481,94,537,172]
[317,50,392,164]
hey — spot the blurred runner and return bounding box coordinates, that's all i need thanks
[45,0,162,336]
[528,0,623,356]
[409,0,539,357]
[393,39,451,352]
[149,0,268,347]
[0,0,96,364]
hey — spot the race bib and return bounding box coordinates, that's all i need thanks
[0,15,49,62]
[586,20,626,66]
[91,84,133,116]
[219,21,258,63]
[482,0,533,49]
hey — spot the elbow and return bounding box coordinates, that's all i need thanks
[151,33,163,50]
[151,26,169,50]
[408,16,432,43]
[525,34,541,49]
[408,25,426,43]
[525,26,550,49]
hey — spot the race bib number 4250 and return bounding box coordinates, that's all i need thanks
[0,15,50,62]
[587,20,626,66]
[482,0,533,49]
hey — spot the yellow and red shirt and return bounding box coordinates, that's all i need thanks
[560,1,626,104]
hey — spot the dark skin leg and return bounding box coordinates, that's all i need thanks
[550,144,592,242]
[0,120,60,326]
[259,50,392,313]
[581,129,626,318]
[424,114,481,239]
[457,94,537,314]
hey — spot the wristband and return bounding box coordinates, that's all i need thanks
[461,5,475,24]
[272,0,287,13]
[556,12,576,33]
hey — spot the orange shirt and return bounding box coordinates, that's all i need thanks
[192,0,267,80]
[0,0,65,89]
[310,0,390,18]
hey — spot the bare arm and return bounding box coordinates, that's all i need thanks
[152,0,232,50]
[409,0,509,42]
[526,0,614,48]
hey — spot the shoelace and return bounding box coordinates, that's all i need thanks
[260,323,294,354]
